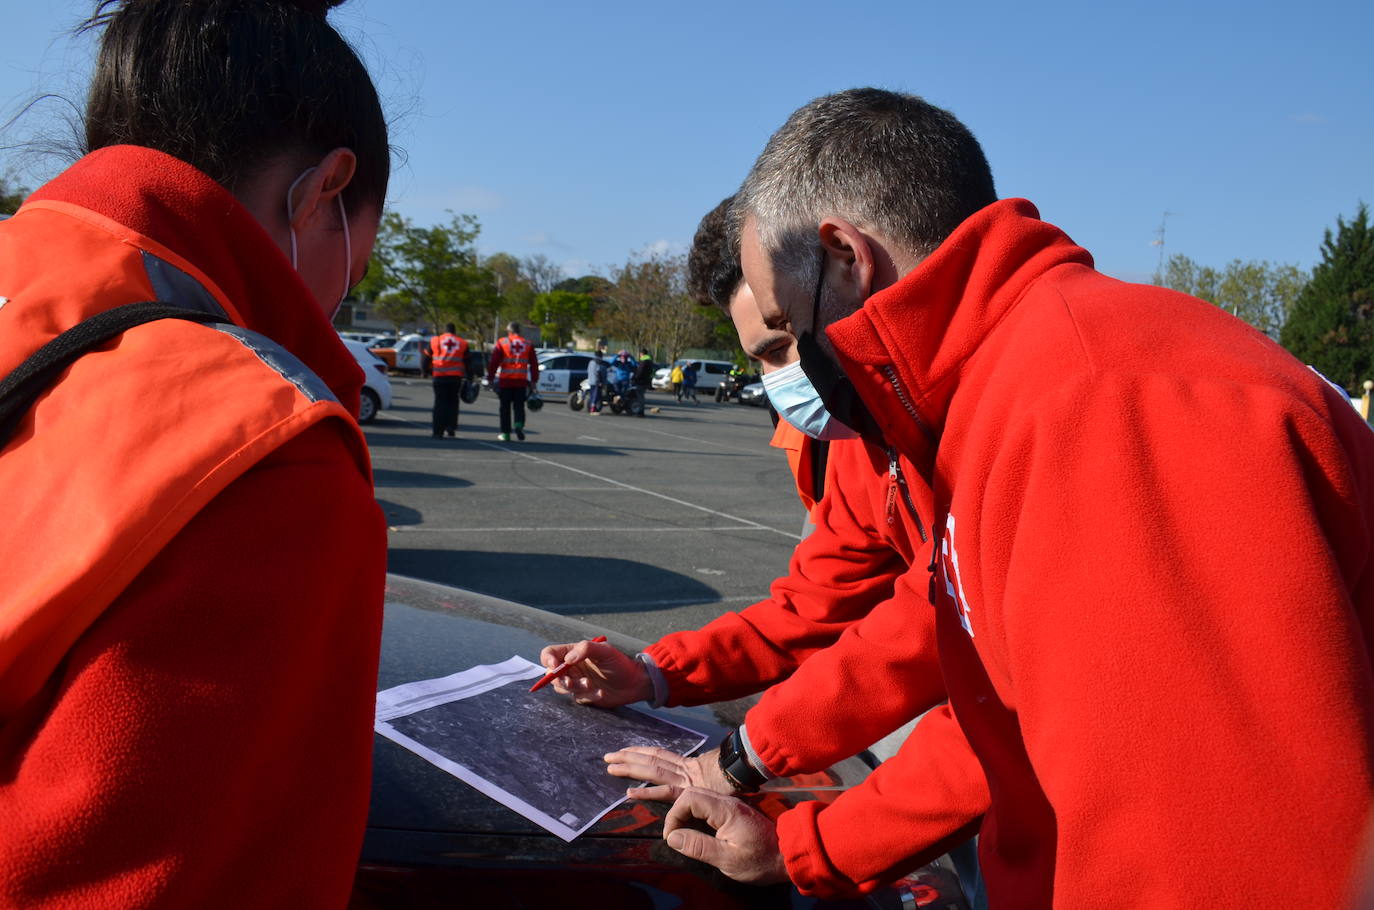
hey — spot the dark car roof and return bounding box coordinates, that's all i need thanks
[369,575,874,837]
[359,575,935,908]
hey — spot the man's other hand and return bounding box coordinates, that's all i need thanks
[538,639,651,706]
[661,786,788,884]
[606,746,734,797]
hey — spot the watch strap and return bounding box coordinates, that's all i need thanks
[718,726,769,793]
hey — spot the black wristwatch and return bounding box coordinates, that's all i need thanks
[717,726,770,793]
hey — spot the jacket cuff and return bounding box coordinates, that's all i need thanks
[633,652,669,708]
[776,802,862,898]
[739,721,780,778]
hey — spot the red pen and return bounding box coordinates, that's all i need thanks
[529,636,607,692]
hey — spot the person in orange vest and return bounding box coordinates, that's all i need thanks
[430,322,468,438]
[0,0,389,905]
[486,321,540,441]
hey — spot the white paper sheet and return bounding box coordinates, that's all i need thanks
[375,656,709,841]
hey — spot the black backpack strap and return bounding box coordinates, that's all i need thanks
[0,301,223,447]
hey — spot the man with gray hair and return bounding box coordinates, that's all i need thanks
[658,88,1374,907]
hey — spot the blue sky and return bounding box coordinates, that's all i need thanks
[3,0,1370,283]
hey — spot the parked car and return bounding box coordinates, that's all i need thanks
[354,574,970,909]
[652,359,735,391]
[535,352,596,396]
[340,331,386,346]
[342,339,392,424]
[716,370,763,403]
[370,333,431,375]
[737,381,768,407]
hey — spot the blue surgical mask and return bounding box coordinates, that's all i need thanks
[761,359,859,440]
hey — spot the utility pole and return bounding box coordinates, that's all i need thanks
[1151,211,1174,279]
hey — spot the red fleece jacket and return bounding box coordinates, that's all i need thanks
[646,438,989,895]
[828,198,1374,908]
[0,147,387,907]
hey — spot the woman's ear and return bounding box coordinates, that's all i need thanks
[287,148,357,230]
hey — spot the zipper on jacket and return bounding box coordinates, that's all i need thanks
[928,532,943,605]
[886,447,928,542]
[881,364,938,446]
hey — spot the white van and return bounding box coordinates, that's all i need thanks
[651,359,735,391]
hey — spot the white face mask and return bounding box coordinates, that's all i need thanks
[286,167,352,320]
[760,359,860,440]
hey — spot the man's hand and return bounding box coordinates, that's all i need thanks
[660,786,788,885]
[605,746,735,798]
[538,639,651,707]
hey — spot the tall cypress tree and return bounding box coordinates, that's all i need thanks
[1280,204,1374,394]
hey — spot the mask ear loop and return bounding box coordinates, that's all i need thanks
[284,168,315,269]
[809,246,826,335]
[337,192,351,311]
[795,245,885,444]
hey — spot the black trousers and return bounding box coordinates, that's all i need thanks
[432,376,462,434]
[497,386,527,435]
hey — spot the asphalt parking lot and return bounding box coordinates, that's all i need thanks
[368,377,806,643]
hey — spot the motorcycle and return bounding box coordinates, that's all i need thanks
[570,377,644,416]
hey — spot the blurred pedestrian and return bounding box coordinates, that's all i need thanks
[633,348,655,416]
[670,362,684,401]
[610,349,635,400]
[585,349,606,414]
[429,322,467,437]
[0,0,390,904]
[486,321,539,441]
[681,361,699,403]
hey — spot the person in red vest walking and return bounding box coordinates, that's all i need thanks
[429,323,468,438]
[486,321,540,441]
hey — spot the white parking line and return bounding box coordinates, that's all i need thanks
[389,526,778,533]
[372,454,527,463]
[631,424,767,455]
[399,485,631,491]
[479,441,800,540]
[544,594,760,611]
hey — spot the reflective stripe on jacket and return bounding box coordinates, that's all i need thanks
[430,333,467,377]
[494,334,533,385]
[0,194,370,723]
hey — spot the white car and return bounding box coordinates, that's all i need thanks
[652,359,735,391]
[370,333,430,374]
[536,352,597,395]
[737,381,768,407]
[342,338,393,424]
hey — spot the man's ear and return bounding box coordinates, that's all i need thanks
[817,218,877,299]
[287,148,357,231]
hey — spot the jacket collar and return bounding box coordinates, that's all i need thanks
[825,198,1093,459]
[27,145,362,410]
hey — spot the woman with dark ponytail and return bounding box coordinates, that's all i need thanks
[0,2,391,905]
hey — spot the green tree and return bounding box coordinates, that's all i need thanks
[1280,204,1374,394]
[482,252,537,326]
[361,211,498,337]
[602,249,714,360]
[529,289,593,348]
[1,172,30,215]
[1154,254,1304,340]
